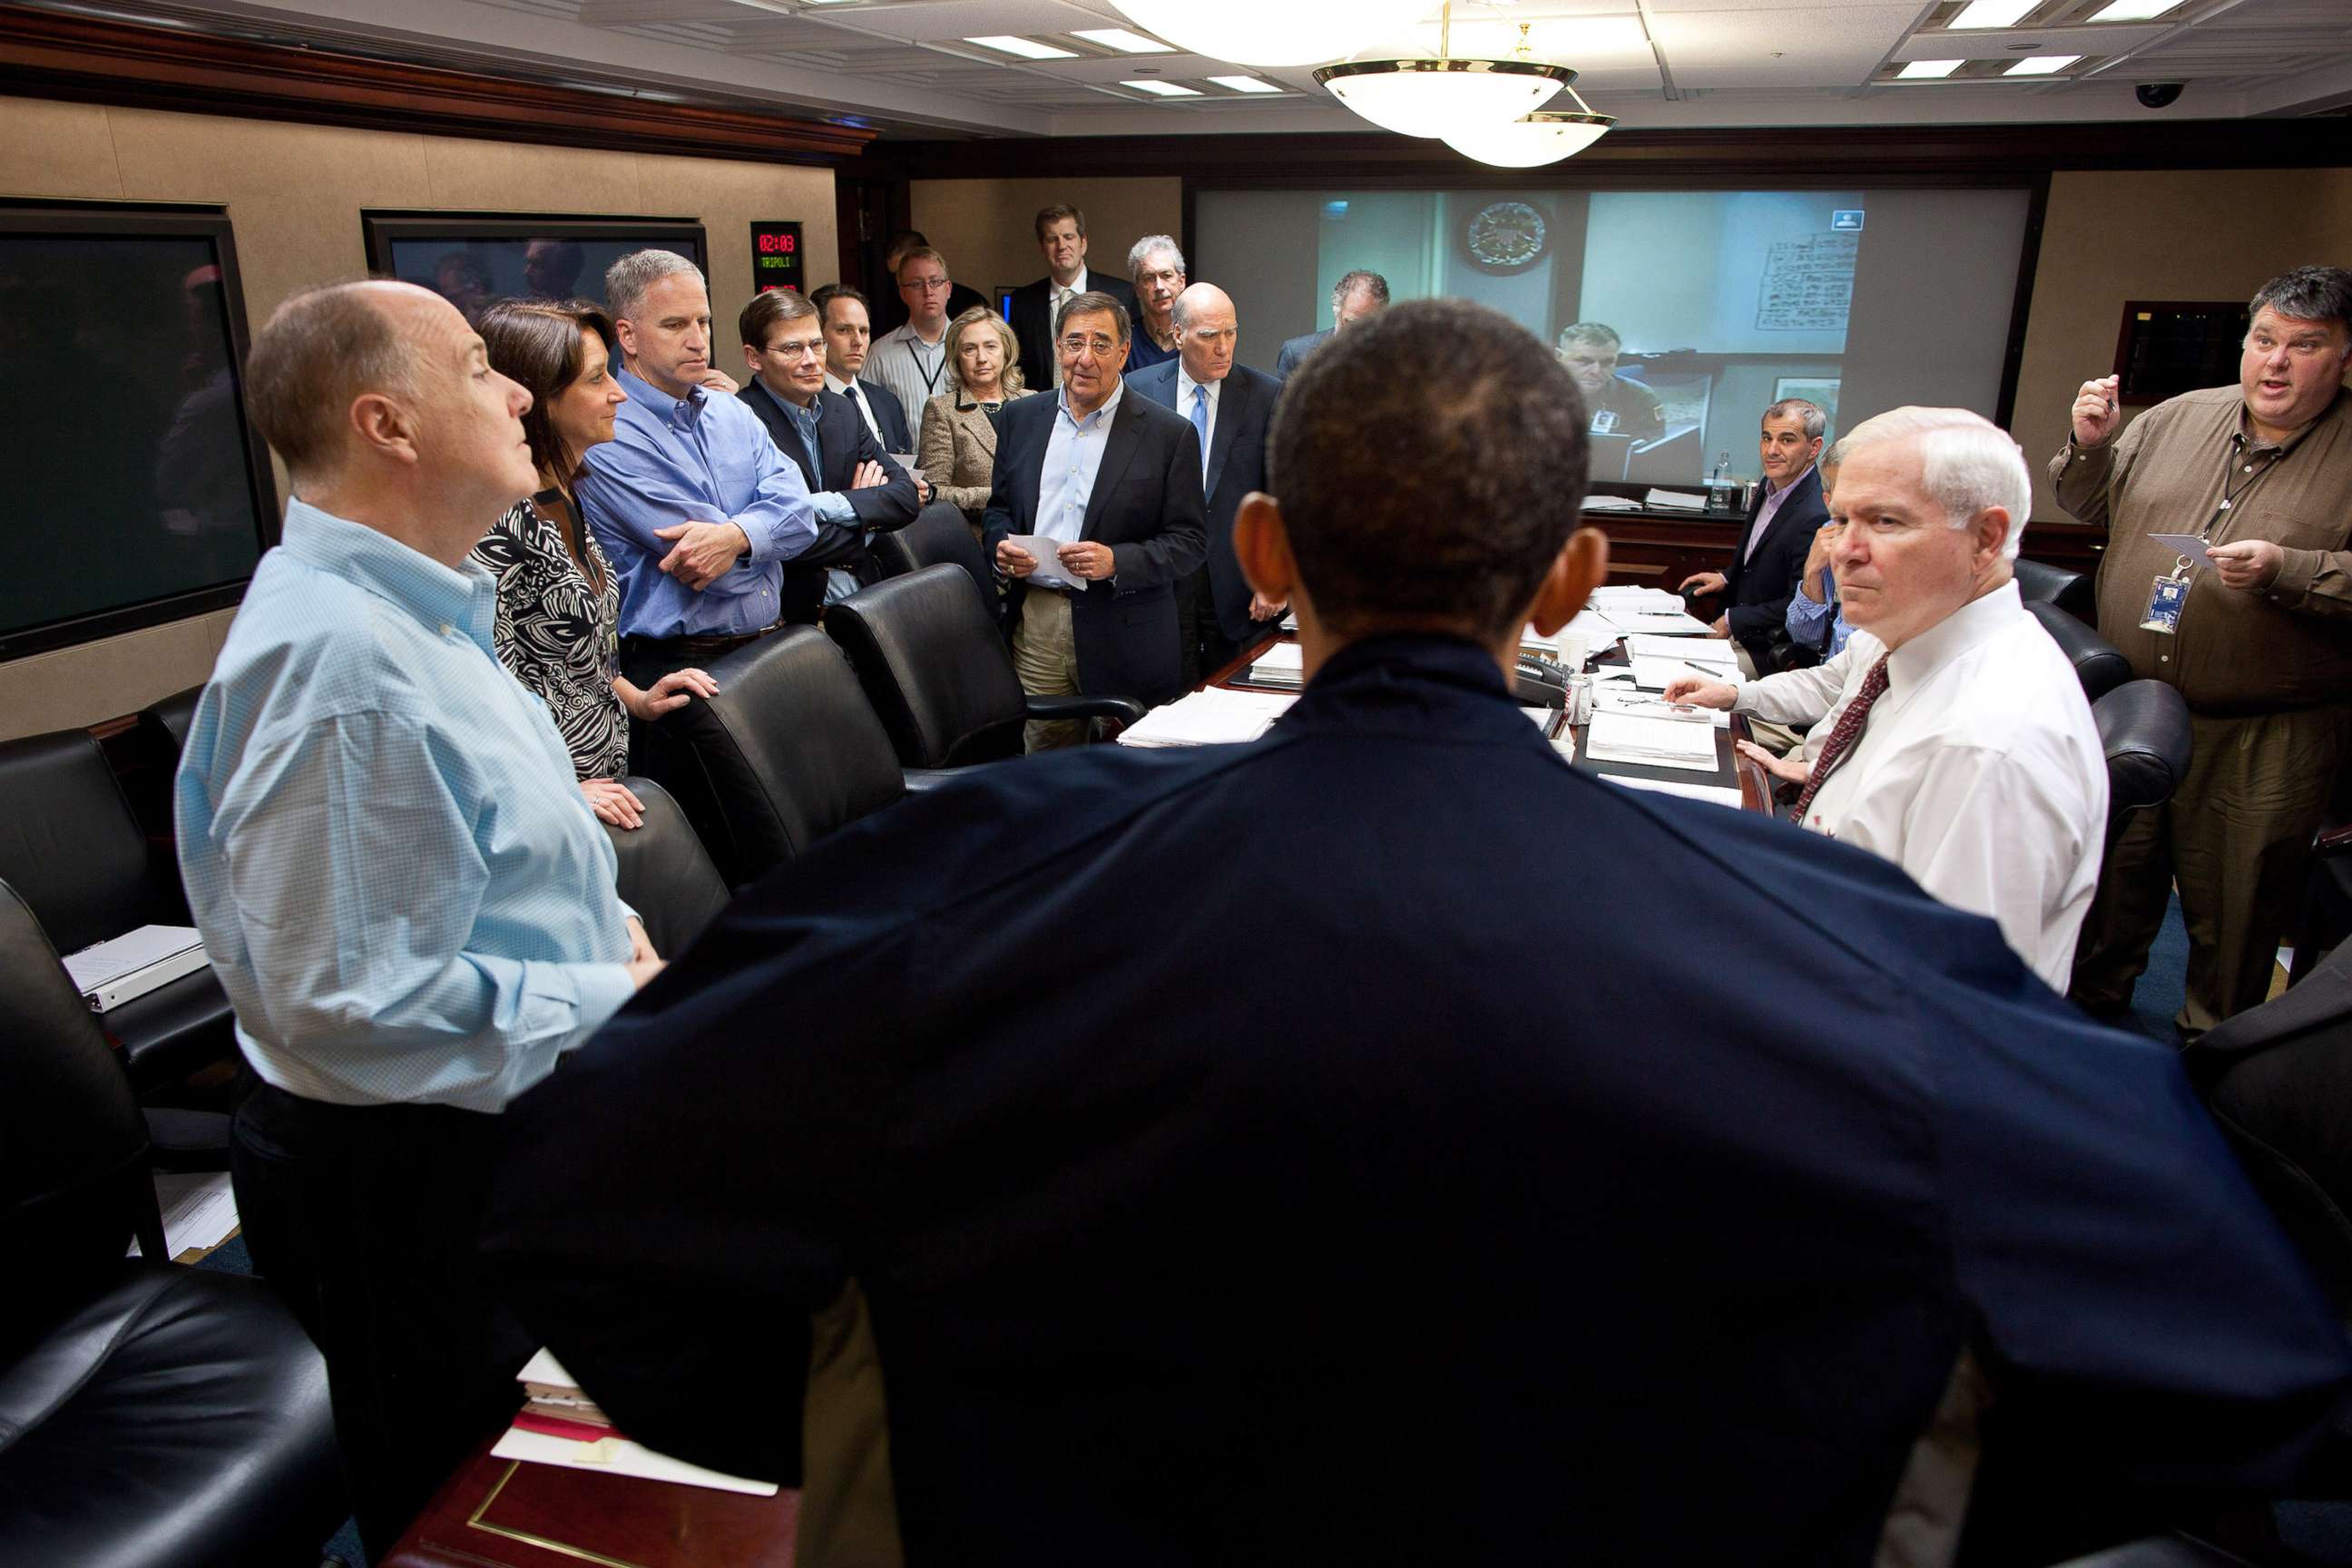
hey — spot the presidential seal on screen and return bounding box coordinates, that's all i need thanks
[1463,200,1546,273]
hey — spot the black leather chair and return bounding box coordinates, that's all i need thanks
[603,776,730,958]
[2016,556,2097,625]
[645,629,906,887]
[0,877,348,1568]
[2028,600,2134,703]
[2052,1539,2257,1566]
[825,565,1149,773]
[2092,678,2193,855]
[867,497,997,621]
[0,728,235,1098]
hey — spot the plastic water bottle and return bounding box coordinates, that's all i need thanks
[1707,452,1734,514]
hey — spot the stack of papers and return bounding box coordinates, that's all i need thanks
[1117,688,1297,747]
[1629,637,1738,691]
[1643,487,1709,511]
[1246,641,1305,689]
[1590,585,1685,610]
[1584,710,1720,773]
[1607,775,1745,808]
[1592,684,1730,729]
[1580,495,1644,512]
[60,926,210,1012]
[494,1350,779,1496]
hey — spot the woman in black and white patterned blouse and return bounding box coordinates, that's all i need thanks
[472,300,716,828]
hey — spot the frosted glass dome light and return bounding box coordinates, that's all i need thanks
[1106,0,1440,68]
[1442,106,1616,167]
[1317,58,1566,139]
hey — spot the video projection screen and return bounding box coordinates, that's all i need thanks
[362,213,710,325]
[1196,186,2035,488]
[0,207,274,661]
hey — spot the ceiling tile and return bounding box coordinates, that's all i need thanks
[1649,4,1923,85]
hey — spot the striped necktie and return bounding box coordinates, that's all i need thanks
[1791,653,1891,822]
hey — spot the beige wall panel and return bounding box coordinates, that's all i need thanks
[0,93,839,730]
[421,135,645,214]
[0,608,238,743]
[636,152,838,352]
[2014,167,2352,524]
[911,177,1182,309]
[0,99,125,197]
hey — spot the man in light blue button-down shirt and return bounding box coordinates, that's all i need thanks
[176,279,662,1557]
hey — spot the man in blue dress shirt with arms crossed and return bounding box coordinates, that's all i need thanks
[176,279,664,1559]
[486,301,2352,1566]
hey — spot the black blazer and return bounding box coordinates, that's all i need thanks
[1271,328,1330,382]
[1127,359,1279,643]
[740,379,920,625]
[1723,464,1828,673]
[1006,273,1140,394]
[846,377,914,455]
[981,385,1207,706]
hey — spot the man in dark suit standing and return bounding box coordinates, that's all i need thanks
[737,289,919,624]
[984,289,1205,750]
[1006,205,1140,396]
[1679,398,1829,676]
[811,285,918,458]
[486,299,2352,1567]
[1129,281,1283,683]
[1272,268,1388,380]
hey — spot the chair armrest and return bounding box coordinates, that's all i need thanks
[2316,823,2352,857]
[1024,693,1149,727]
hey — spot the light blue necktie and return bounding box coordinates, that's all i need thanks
[1190,384,1211,484]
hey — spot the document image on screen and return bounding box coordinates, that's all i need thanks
[1195,184,2032,490]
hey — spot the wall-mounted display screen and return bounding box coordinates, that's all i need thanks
[0,204,275,662]
[1196,186,2036,487]
[361,212,710,323]
[751,220,804,296]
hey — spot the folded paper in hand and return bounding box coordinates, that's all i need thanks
[1007,534,1083,589]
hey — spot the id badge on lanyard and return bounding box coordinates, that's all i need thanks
[2141,566,2190,635]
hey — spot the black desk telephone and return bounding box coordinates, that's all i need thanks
[1513,654,1573,709]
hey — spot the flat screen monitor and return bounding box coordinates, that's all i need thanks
[0,203,277,662]
[361,211,711,322]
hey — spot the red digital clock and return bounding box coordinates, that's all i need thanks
[749,220,804,295]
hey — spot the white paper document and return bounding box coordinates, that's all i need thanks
[1607,775,1745,808]
[61,925,210,1011]
[1580,495,1643,512]
[1584,710,1721,773]
[1643,487,1709,511]
[491,1426,781,1497]
[2150,533,2217,571]
[1631,653,1744,691]
[1116,687,1297,747]
[1629,634,1735,664]
[1246,641,1305,687]
[1006,534,1082,589]
[1591,585,1684,607]
[1593,685,1730,729]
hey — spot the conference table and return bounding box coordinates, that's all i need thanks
[383,624,1775,1568]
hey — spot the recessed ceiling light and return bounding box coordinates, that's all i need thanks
[1123,78,1203,95]
[1071,27,1173,53]
[2087,0,2185,17]
[1947,0,2037,24]
[1207,74,1283,93]
[2004,52,2081,74]
[1896,58,1964,78]
[965,34,1079,59]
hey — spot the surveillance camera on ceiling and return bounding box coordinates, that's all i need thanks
[2136,83,2184,108]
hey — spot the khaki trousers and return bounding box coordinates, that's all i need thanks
[1012,586,1087,753]
[1734,641,1805,755]
[2070,702,2352,1036]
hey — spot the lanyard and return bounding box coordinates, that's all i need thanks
[2171,431,2283,578]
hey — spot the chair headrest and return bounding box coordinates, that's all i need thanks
[0,729,159,954]
[2026,599,2132,702]
[2092,678,2193,817]
[602,777,730,957]
[827,566,1027,769]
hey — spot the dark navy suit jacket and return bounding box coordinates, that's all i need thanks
[979,387,1207,706]
[1127,359,1279,643]
[846,376,913,455]
[485,635,2350,1566]
[1006,273,1139,393]
[740,379,919,624]
[1272,328,1329,381]
[1725,463,1829,671]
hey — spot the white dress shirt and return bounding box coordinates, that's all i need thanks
[1733,580,2108,989]
[1048,267,1090,387]
[866,324,950,434]
[1175,365,1220,482]
[826,371,884,446]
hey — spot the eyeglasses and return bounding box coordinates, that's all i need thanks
[1059,334,1121,358]
[767,338,826,360]
[898,276,953,295]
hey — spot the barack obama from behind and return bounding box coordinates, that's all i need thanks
[485,301,2352,1566]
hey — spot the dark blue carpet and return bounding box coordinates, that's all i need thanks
[2118,890,2191,1047]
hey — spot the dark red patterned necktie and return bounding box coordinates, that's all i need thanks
[1791,653,1891,821]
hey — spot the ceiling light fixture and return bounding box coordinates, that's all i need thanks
[1123,79,1203,95]
[1316,10,1571,140]
[1108,0,1438,68]
[1441,99,1616,167]
[1207,74,1284,93]
[1946,0,2037,25]
[1073,27,1173,53]
[2004,52,2081,73]
[1896,58,1965,77]
[2086,0,2185,17]
[965,34,1079,59]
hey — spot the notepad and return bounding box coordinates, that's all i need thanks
[1606,775,1744,808]
[1593,685,1730,729]
[60,925,210,1012]
[1116,688,1296,747]
[1246,641,1305,688]
[1628,634,1735,664]
[1585,710,1720,773]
